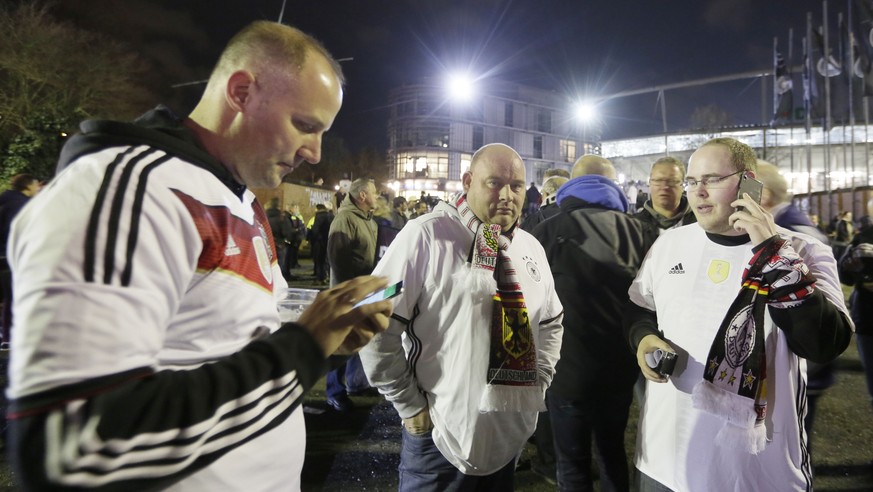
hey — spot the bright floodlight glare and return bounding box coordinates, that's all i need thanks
[574,101,597,122]
[447,73,475,103]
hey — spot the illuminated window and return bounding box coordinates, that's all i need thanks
[460,154,472,179]
[395,151,450,179]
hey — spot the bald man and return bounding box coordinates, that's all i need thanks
[361,143,564,490]
[532,155,654,491]
[572,154,615,179]
[6,21,392,491]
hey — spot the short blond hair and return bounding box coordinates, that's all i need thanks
[213,21,344,86]
[700,137,757,173]
[541,176,568,197]
[572,155,614,179]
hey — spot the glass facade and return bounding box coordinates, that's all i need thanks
[387,80,598,196]
[394,151,450,179]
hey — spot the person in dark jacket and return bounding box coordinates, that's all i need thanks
[308,203,333,284]
[525,182,542,216]
[0,173,41,347]
[632,156,696,243]
[284,203,306,271]
[532,159,655,492]
[390,196,408,230]
[326,178,379,411]
[266,197,293,278]
[839,197,873,410]
[520,175,568,233]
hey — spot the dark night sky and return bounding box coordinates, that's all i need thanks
[73,0,844,150]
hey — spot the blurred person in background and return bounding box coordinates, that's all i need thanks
[326,178,379,411]
[632,156,696,243]
[0,173,41,348]
[520,175,569,233]
[839,197,873,412]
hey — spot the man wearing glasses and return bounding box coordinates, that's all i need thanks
[633,156,696,241]
[624,137,852,491]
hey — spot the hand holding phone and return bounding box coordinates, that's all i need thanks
[354,280,403,308]
[736,173,763,212]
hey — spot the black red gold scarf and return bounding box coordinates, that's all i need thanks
[692,236,815,453]
[454,195,542,412]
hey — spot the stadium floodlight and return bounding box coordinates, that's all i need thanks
[574,100,598,123]
[446,72,476,103]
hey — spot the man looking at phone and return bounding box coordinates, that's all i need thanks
[6,21,391,491]
[624,137,852,491]
[360,143,564,490]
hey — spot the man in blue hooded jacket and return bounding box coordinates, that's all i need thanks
[531,155,655,492]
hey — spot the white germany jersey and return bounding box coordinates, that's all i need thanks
[8,144,304,491]
[628,224,847,492]
[361,202,564,475]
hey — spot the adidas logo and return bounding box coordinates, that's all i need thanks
[668,263,685,274]
[225,235,241,256]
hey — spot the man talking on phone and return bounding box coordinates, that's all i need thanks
[624,137,852,491]
[360,143,564,490]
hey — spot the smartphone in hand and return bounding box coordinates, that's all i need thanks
[736,173,763,212]
[354,281,403,308]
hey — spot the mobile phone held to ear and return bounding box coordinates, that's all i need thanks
[354,281,403,308]
[736,173,764,212]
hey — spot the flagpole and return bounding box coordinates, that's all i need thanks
[789,28,796,186]
[848,3,857,192]
[824,1,833,197]
[806,15,814,198]
[840,11,849,187]
[761,36,781,160]
[765,74,771,160]
[863,96,870,186]
[659,90,668,156]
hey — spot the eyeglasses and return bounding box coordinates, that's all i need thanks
[648,178,682,188]
[682,170,743,190]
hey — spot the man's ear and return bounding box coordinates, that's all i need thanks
[462,172,472,192]
[226,70,256,112]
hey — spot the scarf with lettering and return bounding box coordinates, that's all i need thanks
[692,236,816,454]
[454,195,542,413]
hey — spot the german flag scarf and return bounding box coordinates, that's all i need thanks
[454,195,543,413]
[692,236,815,454]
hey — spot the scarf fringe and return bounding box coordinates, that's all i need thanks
[478,384,545,413]
[692,380,768,454]
[457,263,498,304]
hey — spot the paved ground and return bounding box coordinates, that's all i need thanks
[0,258,870,491]
[298,348,873,492]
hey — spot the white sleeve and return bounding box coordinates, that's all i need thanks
[359,221,430,418]
[8,150,195,398]
[536,276,564,393]
[628,242,657,311]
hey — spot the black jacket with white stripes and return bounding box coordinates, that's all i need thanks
[6,106,328,491]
